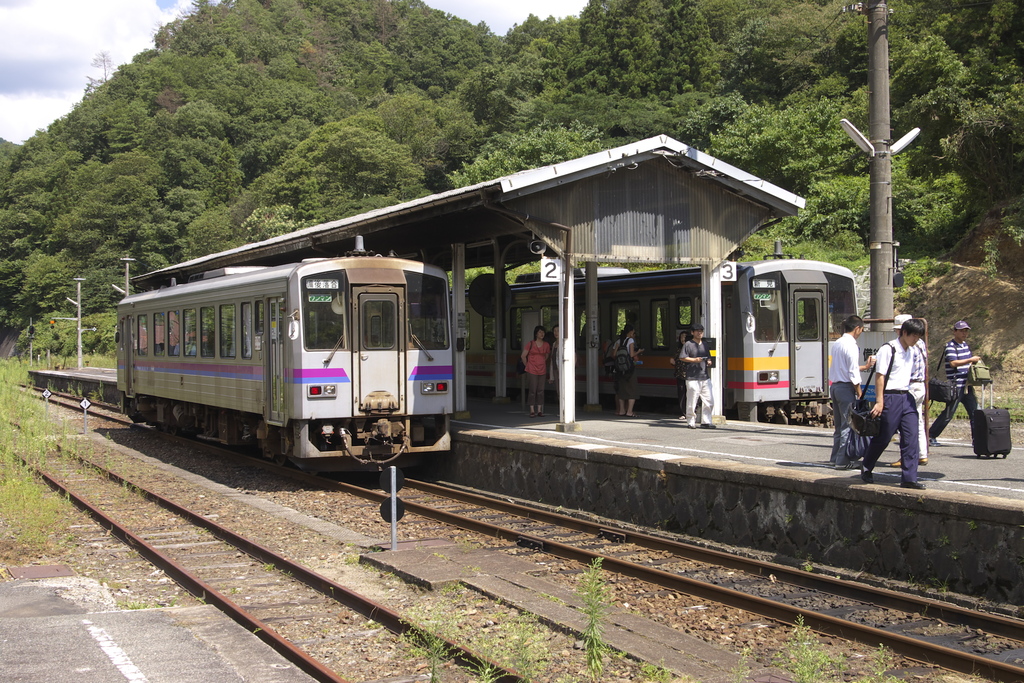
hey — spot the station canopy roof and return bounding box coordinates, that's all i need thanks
[136,135,805,289]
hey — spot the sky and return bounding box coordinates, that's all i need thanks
[0,0,588,146]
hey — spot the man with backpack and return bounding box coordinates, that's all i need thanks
[680,324,715,429]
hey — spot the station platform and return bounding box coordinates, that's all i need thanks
[454,396,1023,504]
[0,574,313,683]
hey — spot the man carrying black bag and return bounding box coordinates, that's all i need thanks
[830,315,875,469]
[860,318,927,489]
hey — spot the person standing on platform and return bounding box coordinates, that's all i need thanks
[614,324,643,417]
[887,315,929,467]
[521,325,550,418]
[860,318,927,489]
[929,320,982,447]
[830,315,875,468]
[681,324,715,429]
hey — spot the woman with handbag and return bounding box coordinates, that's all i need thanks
[521,325,551,418]
[928,320,982,446]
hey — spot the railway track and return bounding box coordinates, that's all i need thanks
[17,392,521,682]
[33,386,1024,681]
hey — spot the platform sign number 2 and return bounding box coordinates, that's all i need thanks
[540,257,562,282]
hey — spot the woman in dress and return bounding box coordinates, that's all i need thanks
[521,325,551,417]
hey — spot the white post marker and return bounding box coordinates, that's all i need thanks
[80,397,91,433]
[42,388,51,420]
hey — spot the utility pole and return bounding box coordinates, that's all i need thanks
[866,0,893,321]
[73,278,85,369]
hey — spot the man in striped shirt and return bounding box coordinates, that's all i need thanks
[928,320,982,446]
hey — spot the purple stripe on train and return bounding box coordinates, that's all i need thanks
[409,365,453,381]
[292,368,351,383]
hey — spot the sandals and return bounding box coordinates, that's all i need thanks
[529,412,537,418]
[623,413,638,417]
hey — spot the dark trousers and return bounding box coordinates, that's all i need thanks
[929,385,977,440]
[862,392,920,484]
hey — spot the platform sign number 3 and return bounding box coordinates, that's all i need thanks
[540,257,562,282]
[719,261,738,282]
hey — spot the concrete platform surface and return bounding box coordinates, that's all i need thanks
[0,578,313,683]
[455,397,1024,504]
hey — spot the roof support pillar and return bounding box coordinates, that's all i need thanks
[556,247,578,432]
[584,261,600,410]
[451,242,469,418]
[702,264,724,420]
[492,240,507,400]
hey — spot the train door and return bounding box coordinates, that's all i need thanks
[788,286,827,396]
[354,287,404,413]
[121,315,134,396]
[266,297,285,424]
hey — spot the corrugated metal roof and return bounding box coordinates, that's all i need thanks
[137,135,804,287]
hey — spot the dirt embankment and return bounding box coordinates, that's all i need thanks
[899,210,1024,393]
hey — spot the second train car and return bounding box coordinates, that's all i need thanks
[465,260,858,424]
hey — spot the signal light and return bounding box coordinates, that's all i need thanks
[49,319,56,326]
[436,382,448,392]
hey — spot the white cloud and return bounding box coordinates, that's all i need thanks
[430,0,587,34]
[0,0,588,145]
[0,0,190,143]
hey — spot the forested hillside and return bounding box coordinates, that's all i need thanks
[1,0,1022,357]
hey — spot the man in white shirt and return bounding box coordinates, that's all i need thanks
[860,318,927,489]
[830,315,874,468]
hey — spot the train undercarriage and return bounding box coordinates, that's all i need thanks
[126,395,450,471]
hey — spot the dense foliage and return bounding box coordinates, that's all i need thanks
[1,0,1022,355]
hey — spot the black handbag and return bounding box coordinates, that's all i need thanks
[847,343,896,437]
[849,399,880,437]
[928,355,955,403]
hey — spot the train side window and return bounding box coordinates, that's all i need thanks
[576,308,586,350]
[652,300,670,350]
[610,302,639,339]
[540,306,555,332]
[137,314,148,356]
[153,312,166,356]
[200,306,215,358]
[255,301,265,336]
[510,307,526,349]
[168,311,180,356]
[183,309,197,356]
[677,298,693,328]
[482,316,495,350]
[220,304,236,358]
[241,302,252,359]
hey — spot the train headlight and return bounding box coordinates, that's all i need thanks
[307,384,337,398]
[420,381,449,394]
[757,371,780,384]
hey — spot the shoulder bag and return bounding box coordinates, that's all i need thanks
[848,343,896,438]
[928,353,955,403]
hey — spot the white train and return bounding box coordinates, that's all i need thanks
[465,260,859,424]
[116,253,452,471]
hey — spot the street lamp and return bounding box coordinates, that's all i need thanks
[120,257,136,297]
[73,277,85,369]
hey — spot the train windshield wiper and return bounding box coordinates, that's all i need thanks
[323,332,346,367]
[410,332,434,361]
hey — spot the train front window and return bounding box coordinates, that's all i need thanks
[825,272,856,338]
[405,271,449,350]
[302,272,349,351]
[751,278,785,343]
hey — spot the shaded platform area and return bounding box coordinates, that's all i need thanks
[0,576,313,683]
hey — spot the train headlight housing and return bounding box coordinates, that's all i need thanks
[757,371,780,384]
[307,384,337,398]
[420,381,449,394]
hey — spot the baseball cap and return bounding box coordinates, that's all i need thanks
[893,314,912,330]
[691,323,705,331]
[953,320,971,330]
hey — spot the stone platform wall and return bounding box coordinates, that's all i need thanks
[437,429,1024,606]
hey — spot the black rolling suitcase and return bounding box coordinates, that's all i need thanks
[972,382,1012,458]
